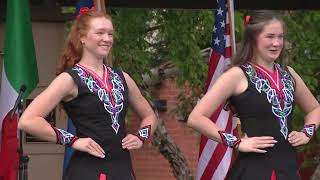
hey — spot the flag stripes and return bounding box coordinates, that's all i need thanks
[196,0,237,179]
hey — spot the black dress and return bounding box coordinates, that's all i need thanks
[228,63,299,180]
[62,64,135,180]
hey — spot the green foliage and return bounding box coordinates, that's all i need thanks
[158,10,211,87]
[285,11,320,92]
[111,9,154,83]
[234,11,246,42]
[61,6,75,14]
[110,9,216,118]
[284,11,320,130]
[284,11,320,168]
[111,9,214,88]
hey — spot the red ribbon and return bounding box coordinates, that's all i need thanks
[245,15,251,25]
[76,7,96,21]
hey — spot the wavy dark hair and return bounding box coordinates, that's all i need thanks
[232,10,288,68]
[56,10,113,75]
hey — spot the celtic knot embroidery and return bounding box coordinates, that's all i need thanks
[135,125,151,143]
[52,127,78,146]
[218,131,241,148]
[73,64,125,134]
[301,124,316,138]
[242,63,294,139]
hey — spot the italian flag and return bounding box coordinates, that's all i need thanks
[0,0,39,148]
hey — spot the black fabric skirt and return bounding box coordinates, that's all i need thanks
[227,152,300,180]
[63,151,135,180]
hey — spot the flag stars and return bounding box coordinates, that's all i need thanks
[213,26,217,33]
[220,20,225,28]
[217,8,224,16]
[210,0,228,54]
[214,37,220,45]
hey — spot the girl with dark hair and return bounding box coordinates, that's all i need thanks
[18,10,157,180]
[187,10,320,180]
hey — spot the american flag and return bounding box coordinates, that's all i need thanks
[196,0,238,179]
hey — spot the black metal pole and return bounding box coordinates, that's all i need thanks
[17,101,29,180]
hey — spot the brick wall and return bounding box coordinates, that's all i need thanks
[128,78,200,180]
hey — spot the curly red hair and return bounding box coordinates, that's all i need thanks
[56,10,113,75]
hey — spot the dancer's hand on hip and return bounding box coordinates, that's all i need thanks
[122,134,143,150]
[237,136,277,153]
[288,131,310,146]
[72,138,105,158]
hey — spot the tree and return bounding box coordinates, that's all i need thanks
[111,9,215,179]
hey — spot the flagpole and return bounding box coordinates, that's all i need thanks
[226,0,236,55]
[226,0,243,137]
[94,0,106,14]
